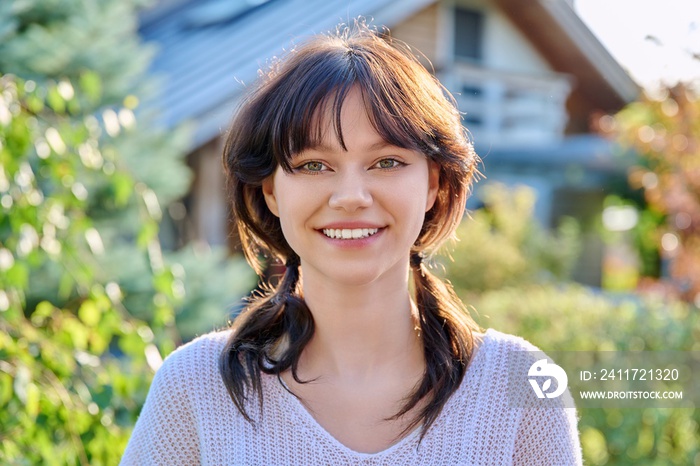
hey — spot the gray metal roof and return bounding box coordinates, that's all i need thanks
[139,0,435,148]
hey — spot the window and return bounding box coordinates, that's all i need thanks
[454,8,483,61]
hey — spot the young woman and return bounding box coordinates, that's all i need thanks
[121,22,582,465]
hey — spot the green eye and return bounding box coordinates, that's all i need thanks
[304,161,324,171]
[377,159,400,169]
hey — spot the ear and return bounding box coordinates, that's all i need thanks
[261,174,280,217]
[425,160,440,212]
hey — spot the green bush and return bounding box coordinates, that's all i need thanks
[0,73,176,465]
[441,183,699,465]
[468,284,699,465]
[442,183,580,291]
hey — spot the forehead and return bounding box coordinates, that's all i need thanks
[307,87,386,151]
[303,85,419,157]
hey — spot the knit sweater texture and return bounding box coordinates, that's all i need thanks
[120,328,582,465]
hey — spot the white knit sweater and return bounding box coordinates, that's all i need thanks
[120,329,582,465]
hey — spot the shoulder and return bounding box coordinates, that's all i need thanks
[132,329,236,429]
[161,329,232,369]
[468,329,575,409]
[479,328,541,352]
[469,328,544,373]
[152,328,233,393]
[120,330,234,464]
[476,330,583,464]
[480,329,567,384]
[478,329,553,364]
[453,328,548,403]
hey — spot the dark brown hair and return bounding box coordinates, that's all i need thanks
[220,20,481,439]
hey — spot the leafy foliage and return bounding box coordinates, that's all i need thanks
[0,0,154,106]
[470,284,699,465]
[441,183,581,291]
[0,73,178,465]
[0,0,255,463]
[603,84,700,303]
[442,184,699,465]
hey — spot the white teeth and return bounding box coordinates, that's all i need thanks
[322,228,380,240]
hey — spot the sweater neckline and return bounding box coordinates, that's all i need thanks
[265,328,494,459]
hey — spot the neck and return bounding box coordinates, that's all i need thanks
[297,264,424,383]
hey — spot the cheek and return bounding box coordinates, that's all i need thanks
[273,181,312,243]
[391,186,431,228]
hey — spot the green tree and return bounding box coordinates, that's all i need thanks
[1,0,185,321]
[0,0,255,337]
[0,0,254,463]
[601,83,700,303]
[0,70,173,466]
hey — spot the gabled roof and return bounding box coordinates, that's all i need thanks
[139,0,436,147]
[495,0,639,110]
[139,0,638,149]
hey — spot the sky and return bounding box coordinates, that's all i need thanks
[574,0,700,89]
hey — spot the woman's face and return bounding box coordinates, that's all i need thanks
[262,87,439,287]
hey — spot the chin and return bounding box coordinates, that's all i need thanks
[327,269,384,287]
[314,259,406,288]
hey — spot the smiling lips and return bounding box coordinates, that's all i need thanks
[321,228,381,240]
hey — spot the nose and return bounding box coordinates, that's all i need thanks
[328,172,373,212]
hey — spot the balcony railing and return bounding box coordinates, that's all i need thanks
[439,64,573,146]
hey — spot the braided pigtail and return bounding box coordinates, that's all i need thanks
[389,251,478,439]
[219,254,314,422]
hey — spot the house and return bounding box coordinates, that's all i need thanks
[139,0,639,286]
